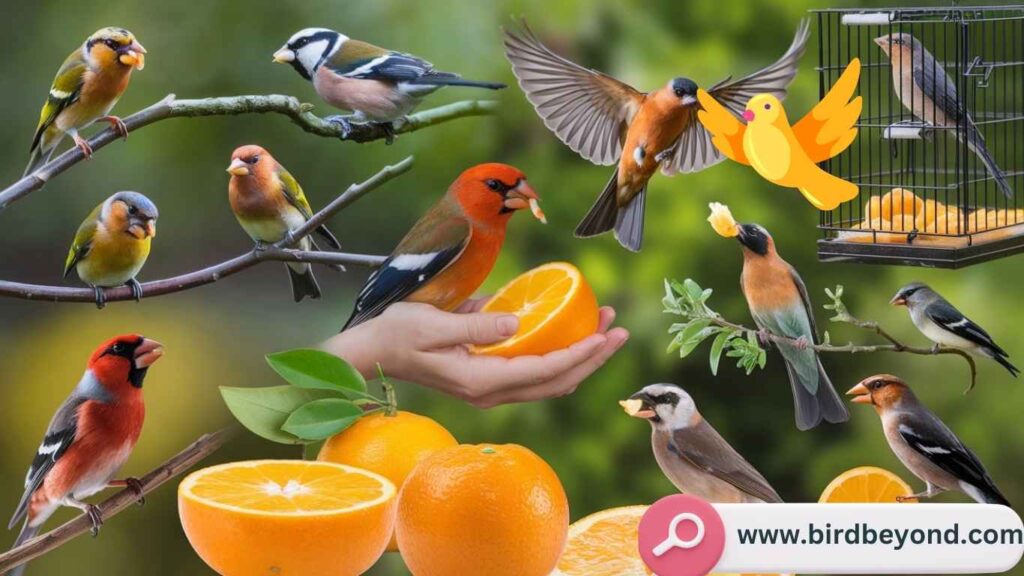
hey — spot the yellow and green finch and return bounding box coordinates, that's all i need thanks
[227,145,342,302]
[25,27,146,176]
[64,191,158,308]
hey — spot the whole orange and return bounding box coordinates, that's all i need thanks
[396,443,569,576]
[318,410,457,551]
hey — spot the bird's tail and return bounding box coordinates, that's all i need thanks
[575,170,620,239]
[22,145,55,178]
[989,350,1020,378]
[796,165,859,211]
[286,263,322,302]
[962,481,1011,507]
[962,126,1013,198]
[6,522,40,576]
[782,354,849,431]
[409,72,506,90]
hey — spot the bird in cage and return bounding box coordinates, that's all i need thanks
[697,58,862,211]
[503,19,809,252]
[875,33,1012,199]
[890,282,1018,377]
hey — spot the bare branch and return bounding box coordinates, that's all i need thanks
[0,427,237,574]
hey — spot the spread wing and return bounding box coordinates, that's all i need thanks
[279,168,340,250]
[792,58,862,163]
[670,420,783,503]
[503,21,643,166]
[31,49,88,151]
[897,411,1002,499]
[63,204,101,278]
[925,299,1005,356]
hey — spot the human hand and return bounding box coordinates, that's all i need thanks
[322,301,628,408]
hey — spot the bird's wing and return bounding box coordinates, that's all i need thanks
[9,395,84,528]
[343,212,471,329]
[788,264,820,343]
[925,299,1006,356]
[503,21,643,166]
[695,89,748,165]
[31,50,88,152]
[791,58,862,163]
[897,409,999,495]
[668,19,809,174]
[63,205,101,278]
[324,38,435,83]
[670,420,783,503]
[912,47,965,124]
[278,168,340,250]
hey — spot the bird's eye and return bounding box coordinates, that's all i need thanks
[764,103,771,110]
[485,179,503,192]
[105,39,119,50]
[128,205,138,215]
[674,88,684,97]
[247,155,260,165]
[111,343,126,354]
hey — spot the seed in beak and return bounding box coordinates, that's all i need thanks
[273,49,295,64]
[529,198,547,224]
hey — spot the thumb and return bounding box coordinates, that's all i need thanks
[432,311,520,347]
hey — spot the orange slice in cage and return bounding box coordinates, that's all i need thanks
[708,202,739,238]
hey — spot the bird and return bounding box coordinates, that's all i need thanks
[875,33,1012,198]
[272,28,506,141]
[342,163,545,331]
[24,27,146,176]
[697,58,861,211]
[733,222,849,430]
[622,384,783,503]
[64,191,158,309]
[7,335,163,576]
[227,145,343,302]
[891,282,1018,377]
[847,374,1009,505]
[503,19,808,252]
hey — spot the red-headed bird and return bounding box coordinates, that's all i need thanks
[504,20,808,252]
[342,163,545,330]
[734,223,848,430]
[7,335,163,576]
[227,145,342,302]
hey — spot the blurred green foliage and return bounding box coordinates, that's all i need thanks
[0,1,1021,574]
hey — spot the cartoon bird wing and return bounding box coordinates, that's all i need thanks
[63,205,101,278]
[342,213,470,330]
[791,58,862,163]
[696,89,749,165]
[897,412,1000,497]
[31,50,88,152]
[278,168,340,250]
[666,18,809,174]
[924,300,1007,356]
[503,21,643,166]
[670,420,784,503]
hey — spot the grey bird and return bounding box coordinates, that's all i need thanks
[623,384,783,503]
[876,33,1012,198]
[891,282,1018,377]
[848,374,1009,506]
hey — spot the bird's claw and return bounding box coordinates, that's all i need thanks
[757,329,773,347]
[72,134,94,159]
[127,279,143,302]
[86,505,103,537]
[325,115,354,139]
[124,477,146,507]
[253,240,268,253]
[101,115,129,140]
[93,286,106,309]
[375,122,396,145]
[793,336,810,351]
[931,343,941,354]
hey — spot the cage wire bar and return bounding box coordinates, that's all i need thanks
[813,6,1024,268]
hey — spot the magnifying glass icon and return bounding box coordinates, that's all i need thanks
[652,512,705,557]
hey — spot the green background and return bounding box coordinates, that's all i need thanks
[0,1,1021,574]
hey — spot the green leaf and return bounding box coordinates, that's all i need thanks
[282,398,363,441]
[220,386,334,444]
[677,319,712,345]
[709,331,731,376]
[266,349,369,397]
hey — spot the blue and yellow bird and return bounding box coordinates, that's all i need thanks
[25,28,146,176]
[227,145,342,302]
[64,192,158,308]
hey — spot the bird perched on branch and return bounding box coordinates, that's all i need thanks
[273,28,506,141]
[342,163,545,331]
[875,33,1012,198]
[7,335,163,576]
[503,19,808,252]
[622,384,783,503]
[848,374,1009,505]
[697,58,861,211]
[891,282,1018,377]
[227,145,342,302]
[24,27,146,176]
[733,222,849,430]
[64,192,158,309]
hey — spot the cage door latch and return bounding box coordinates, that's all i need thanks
[964,56,995,87]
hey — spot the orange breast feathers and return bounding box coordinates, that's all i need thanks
[229,173,289,220]
[407,227,505,311]
[619,91,689,180]
[740,254,802,310]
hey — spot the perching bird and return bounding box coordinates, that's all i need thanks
[504,20,808,252]
[25,27,146,176]
[7,335,163,576]
[848,374,1009,505]
[697,58,861,211]
[875,33,1012,198]
[342,163,545,330]
[227,145,342,302]
[734,223,849,430]
[273,28,505,140]
[623,384,783,503]
[64,192,158,309]
[891,282,1018,377]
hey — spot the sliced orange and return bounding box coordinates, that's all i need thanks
[708,202,739,238]
[553,505,653,576]
[178,460,396,576]
[819,466,917,503]
[472,262,599,357]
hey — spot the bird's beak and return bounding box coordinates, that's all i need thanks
[681,94,697,106]
[119,40,147,70]
[846,381,874,405]
[874,36,887,48]
[273,48,295,64]
[742,109,755,122]
[145,219,157,239]
[227,158,250,177]
[133,338,164,369]
[890,294,907,306]
[504,181,546,223]
[622,392,657,419]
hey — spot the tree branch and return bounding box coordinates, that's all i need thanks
[0,95,497,210]
[0,156,412,304]
[0,426,238,574]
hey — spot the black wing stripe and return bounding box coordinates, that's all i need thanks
[10,424,77,528]
[898,423,992,490]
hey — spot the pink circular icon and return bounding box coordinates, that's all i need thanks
[638,494,725,576]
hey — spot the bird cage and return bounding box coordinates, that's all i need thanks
[814,6,1024,268]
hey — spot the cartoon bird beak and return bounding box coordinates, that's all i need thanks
[846,382,874,405]
[890,294,907,306]
[504,181,546,223]
[227,158,250,176]
[133,338,164,369]
[119,40,147,70]
[622,392,657,419]
[273,48,295,64]
[742,109,755,122]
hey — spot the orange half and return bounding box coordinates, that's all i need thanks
[819,466,917,503]
[553,506,653,576]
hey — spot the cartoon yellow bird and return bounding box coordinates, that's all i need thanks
[697,58,862,211]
